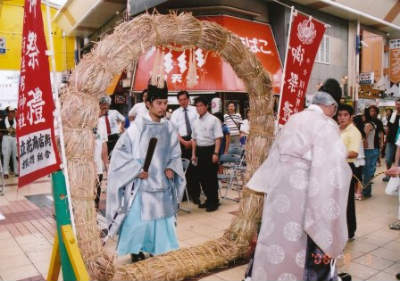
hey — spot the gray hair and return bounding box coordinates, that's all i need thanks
[311,91,338,107]
[99,96,112,105]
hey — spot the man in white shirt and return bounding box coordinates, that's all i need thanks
[94,117,109,210]
[191,97,223,212]
[128,89,148,121]
[99,96,125,155]
[170,90,200,204]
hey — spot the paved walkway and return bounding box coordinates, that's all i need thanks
[0,176,54,281]
[0,167,399,281]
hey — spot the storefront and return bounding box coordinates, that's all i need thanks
[132,14,282,116]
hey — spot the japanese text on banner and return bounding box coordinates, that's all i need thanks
[278,11,326,125]
[17,0,61,187]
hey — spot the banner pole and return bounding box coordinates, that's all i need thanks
[355,20,360,103]
[276,6,295,131]
[45,1,76,235]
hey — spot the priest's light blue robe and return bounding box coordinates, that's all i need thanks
[106,114,185,255]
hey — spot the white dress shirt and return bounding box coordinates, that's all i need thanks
[94,119,108,174]
[170,105,198,137]
[100,109,125,135]
[128,102,148,119]
[240,119,250,135]
[192,112,223,146]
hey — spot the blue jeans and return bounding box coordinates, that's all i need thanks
[362,148,379,197]
[385,142,396,167]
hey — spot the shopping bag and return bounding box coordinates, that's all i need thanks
[385,177,400,196]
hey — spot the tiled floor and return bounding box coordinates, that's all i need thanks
[0,166,399,281]
[0,176,54,281]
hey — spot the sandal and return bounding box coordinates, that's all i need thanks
[389,221,400,230]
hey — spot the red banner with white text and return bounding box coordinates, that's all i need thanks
[278,11,326,125]
[17,0,61,187]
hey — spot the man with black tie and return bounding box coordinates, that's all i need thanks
[170,91,200,204]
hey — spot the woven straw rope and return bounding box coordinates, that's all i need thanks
[62,13,273,280]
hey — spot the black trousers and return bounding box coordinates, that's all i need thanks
[95,174,103,209]
[196,145,219,207]
[347,163,357,238]
[107,134,119,156]
[181,136,201,202]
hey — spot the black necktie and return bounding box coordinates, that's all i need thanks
[184,108,192,137]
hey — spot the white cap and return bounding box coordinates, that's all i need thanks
[8,105,16,111]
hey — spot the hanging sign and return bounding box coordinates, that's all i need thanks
[134,15,282,93]
[359,72,374,85]
[17,0,61,187]
[278,9,326,125]
[389,39,400,84]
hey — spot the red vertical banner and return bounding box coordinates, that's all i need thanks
[278,10,326,125]
[17,0,61,187]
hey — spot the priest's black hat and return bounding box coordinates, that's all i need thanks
[147,81,168,102]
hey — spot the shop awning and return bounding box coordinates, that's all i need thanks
[133,15,283,93]
[53,0,126,37]
[286,0,400,38]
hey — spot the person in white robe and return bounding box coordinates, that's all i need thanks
[106,81,185,262]
[246,79,352,281]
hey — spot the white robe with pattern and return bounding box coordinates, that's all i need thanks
[247,105,352,281]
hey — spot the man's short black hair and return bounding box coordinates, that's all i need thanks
[338,103,354,115]
[227,101,236,108]
[194,96,208,106]
[368,105,378,112]
[177,90,189,99]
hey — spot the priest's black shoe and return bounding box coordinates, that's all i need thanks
[206,205,219,212]
[338,272,352,281]
[131,252,145,262]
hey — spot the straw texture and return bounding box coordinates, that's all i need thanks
[62,13,274,280]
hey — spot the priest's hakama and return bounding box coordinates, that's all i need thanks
[106,114,185,256]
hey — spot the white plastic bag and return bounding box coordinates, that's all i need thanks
[386,177,400,196]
